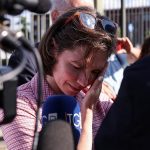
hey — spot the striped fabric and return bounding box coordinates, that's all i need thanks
[0,73,113,150]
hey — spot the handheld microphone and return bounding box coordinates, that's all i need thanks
[37,120,75,150]
[42,95,82,146]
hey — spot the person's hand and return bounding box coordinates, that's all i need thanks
[117,37,133,54]
[77,63,108,150]
[117,37,141,64]
[102,81,116,100]
[77,76,104,150]
[81,61,108,111]
[82,76,104,110]
[82,80,117,101]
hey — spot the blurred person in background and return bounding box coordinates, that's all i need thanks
[103,36,141,100]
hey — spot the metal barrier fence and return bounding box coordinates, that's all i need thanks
[104,0,150,46]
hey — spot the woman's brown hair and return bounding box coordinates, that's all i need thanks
[38,6,117,75]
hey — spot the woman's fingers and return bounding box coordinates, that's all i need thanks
[83,76,104,109]
[117,37,133,53]
[83,63,108,108]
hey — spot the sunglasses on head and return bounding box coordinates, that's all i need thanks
[65,11,117,36]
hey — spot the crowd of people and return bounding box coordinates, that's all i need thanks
[0,0,150,150]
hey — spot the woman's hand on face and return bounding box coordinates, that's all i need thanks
[82,76,104,109]
[82,62,108,110]
[77,76,104,150]
[81,74,104,128]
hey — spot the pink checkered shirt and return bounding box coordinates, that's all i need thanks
[0,73,113,150]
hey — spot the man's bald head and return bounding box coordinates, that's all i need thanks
[51,0,94,22]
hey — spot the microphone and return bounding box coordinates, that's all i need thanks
[37,120,75,150]
[0,0,52,15]
[42,95,82,146]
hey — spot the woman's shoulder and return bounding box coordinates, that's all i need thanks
[17,74,55,103]
[17,81,35,101]
[17,74,39,102]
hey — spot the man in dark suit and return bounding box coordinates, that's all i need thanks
[94,56,150,150]
[8,46,38,86]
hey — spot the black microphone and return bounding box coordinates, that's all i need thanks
[37,120,75,150]
[19,0,52,14]
[0,0,52,15]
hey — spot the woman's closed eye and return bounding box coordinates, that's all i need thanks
[71,63,82,70]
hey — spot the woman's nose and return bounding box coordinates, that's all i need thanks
[76,72,89,87]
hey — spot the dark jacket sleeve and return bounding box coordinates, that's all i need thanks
[8,50,37,86]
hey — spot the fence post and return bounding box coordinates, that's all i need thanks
[120,0,126,37]
[94,0,105,15]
